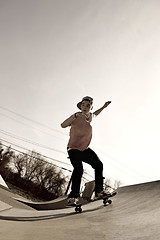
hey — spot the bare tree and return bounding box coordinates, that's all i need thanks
[113,180,122,189]
[105,178,122,190]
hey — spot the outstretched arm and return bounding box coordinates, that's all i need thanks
[93,101,111,116]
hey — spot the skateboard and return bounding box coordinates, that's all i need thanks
[68,191,117,213]
[66,178,117,213]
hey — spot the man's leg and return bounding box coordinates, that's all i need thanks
[83,148,103,195]
[68,149,83,198]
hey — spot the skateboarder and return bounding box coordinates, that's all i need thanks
[61,96,111,204]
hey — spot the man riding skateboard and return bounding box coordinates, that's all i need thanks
[61,96,111,205]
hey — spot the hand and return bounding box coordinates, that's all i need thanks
[75,112,83,118]
[103,101,111,108]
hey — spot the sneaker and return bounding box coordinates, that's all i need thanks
[67,197,79,206]
[95,189,116,200]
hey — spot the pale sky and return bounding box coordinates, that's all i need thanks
[0,0,160,186]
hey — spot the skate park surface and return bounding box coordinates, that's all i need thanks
[1,175,160,240]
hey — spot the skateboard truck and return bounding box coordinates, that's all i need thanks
[103,191,117,206]
[103,198,112,206]
[75,204,82,213]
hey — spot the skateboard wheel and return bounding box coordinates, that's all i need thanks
[75,206,82,213]
[75,207,79,212]
[108,199,112,204]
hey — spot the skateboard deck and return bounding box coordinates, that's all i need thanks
[67,190,117,213]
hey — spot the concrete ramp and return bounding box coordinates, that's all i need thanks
[14,180,95,210]
[14,195,68,210]
[0,174,8,188]
[0,186,35,212]
[0,180,160,240]
[0,200,12,212]
[115,180,160,214]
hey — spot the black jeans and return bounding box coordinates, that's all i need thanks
[68,148,103,198]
